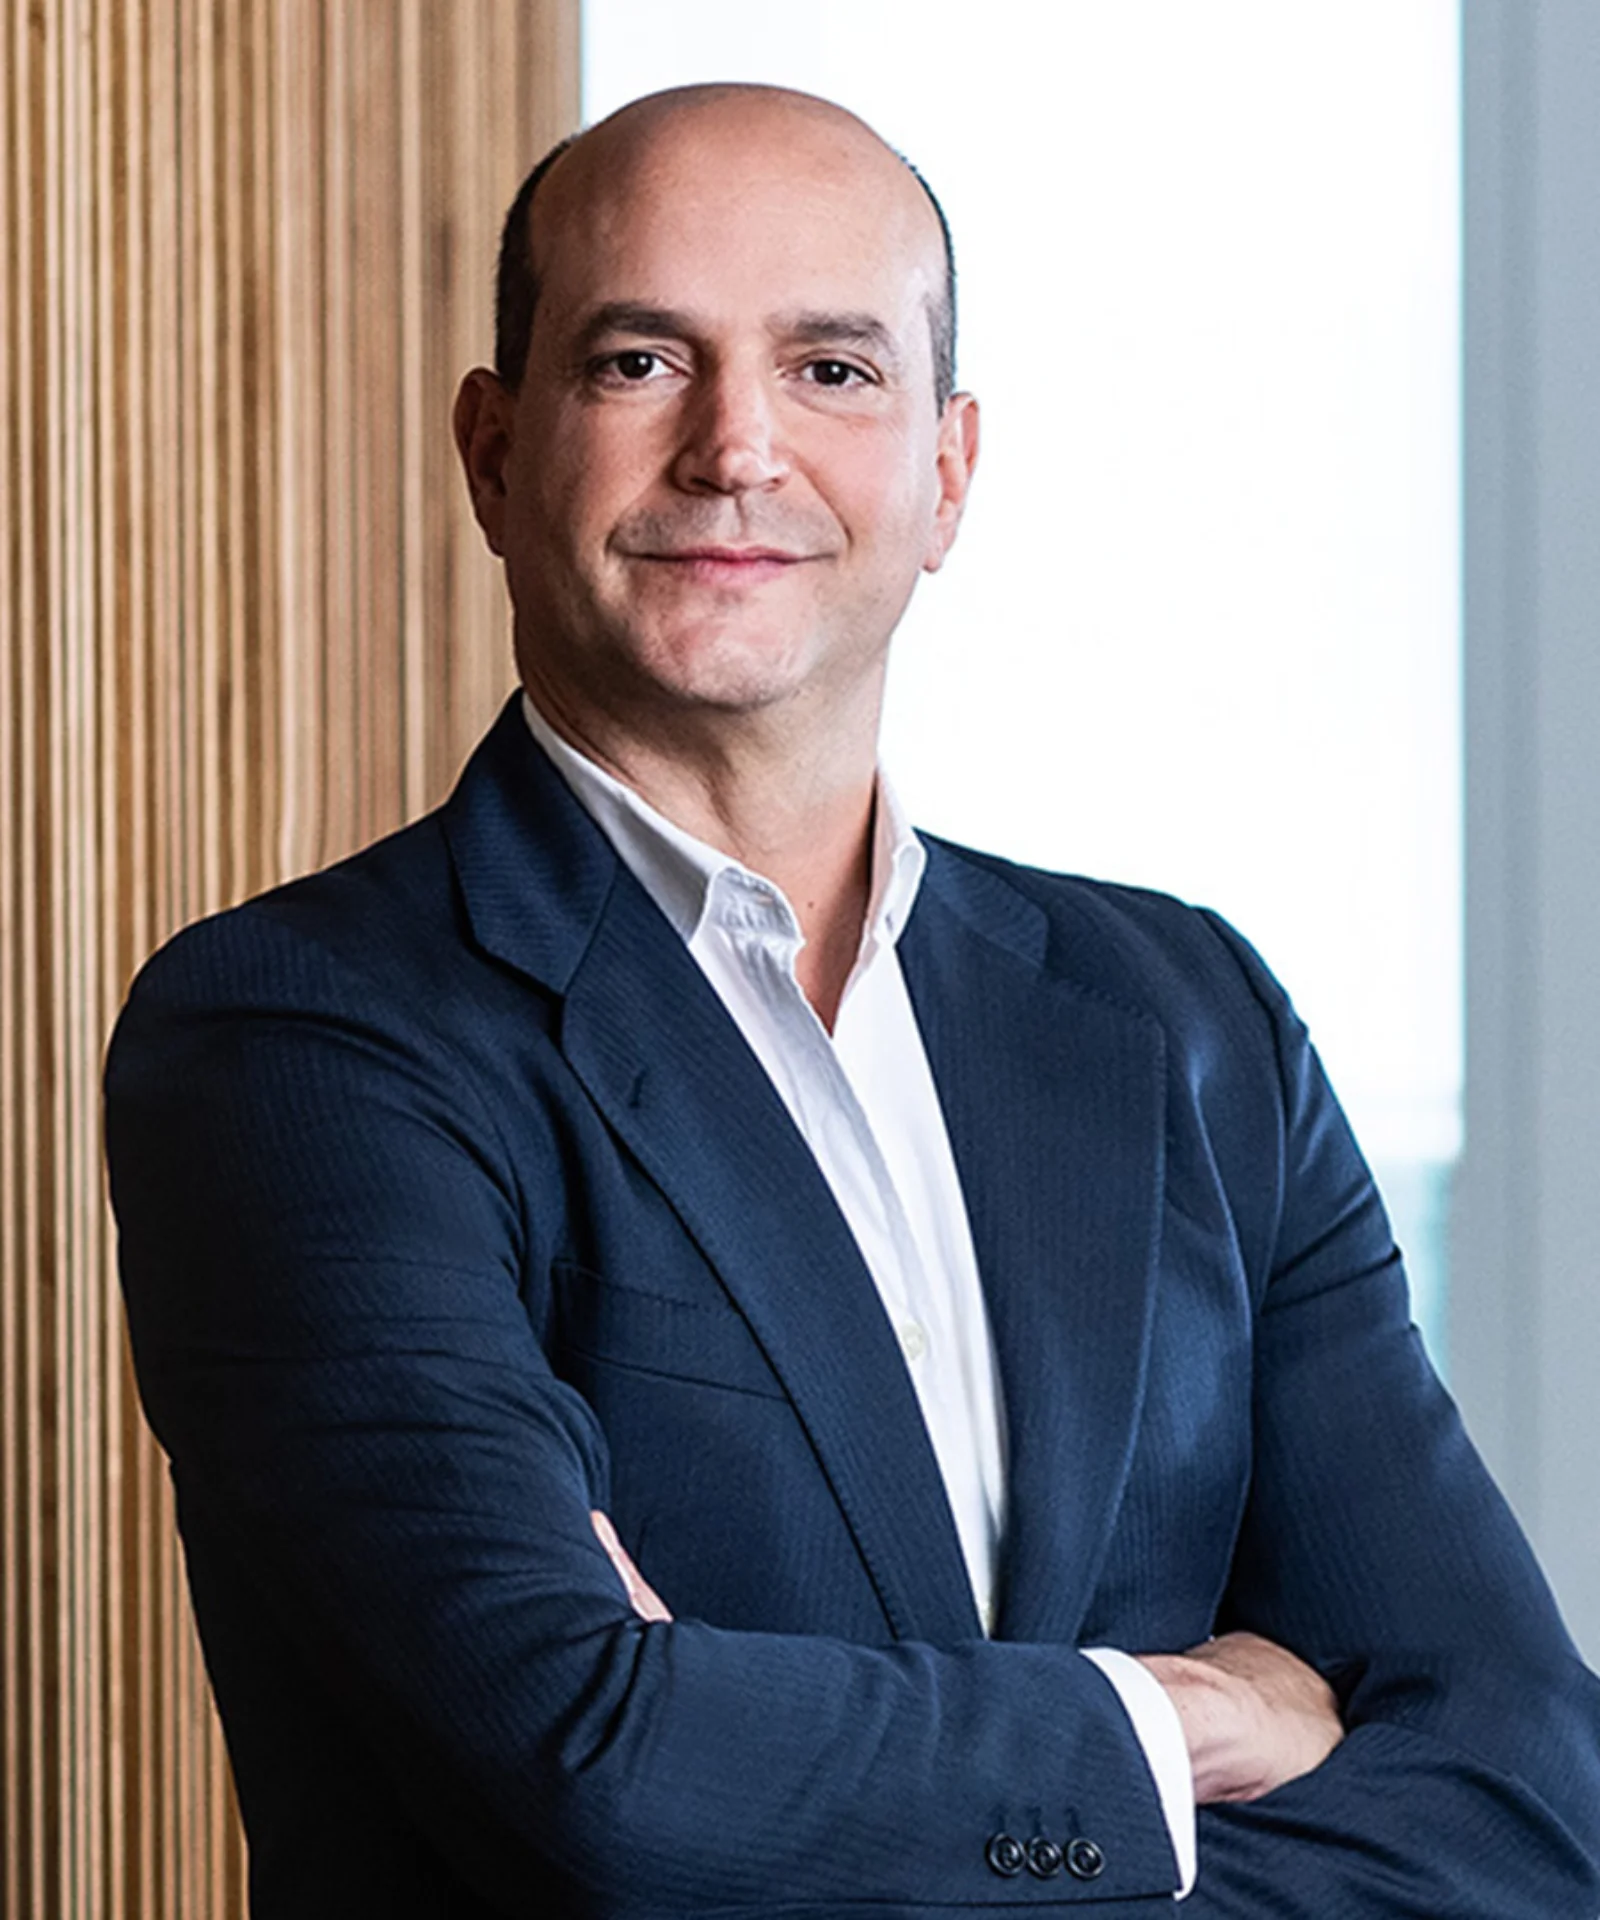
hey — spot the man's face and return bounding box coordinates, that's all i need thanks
[458,93,978,745]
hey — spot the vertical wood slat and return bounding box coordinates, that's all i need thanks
[0,8,20,1898]
[0,5,579,1914]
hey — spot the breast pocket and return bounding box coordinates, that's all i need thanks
[548,1261,789,1401]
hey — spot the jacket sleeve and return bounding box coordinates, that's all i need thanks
[105,906,1182,1917]
[1179,911,1600,1918]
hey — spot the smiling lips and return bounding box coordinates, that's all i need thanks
[631,546,813,587]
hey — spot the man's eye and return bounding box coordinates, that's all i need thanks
[594,350,667,383]
[804,359,868,388]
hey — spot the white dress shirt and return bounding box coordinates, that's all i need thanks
[522,695,1195,1897]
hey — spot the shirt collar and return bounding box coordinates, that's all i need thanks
[521,692,926,953]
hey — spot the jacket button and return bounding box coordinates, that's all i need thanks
[1025,1837,1064,1878]
[985,1832,1027,1877]
[1065,1836,1106,1881]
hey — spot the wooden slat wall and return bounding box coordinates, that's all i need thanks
[0,4,580,1913]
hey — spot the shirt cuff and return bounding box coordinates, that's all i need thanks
[1082,1646,1197,1899]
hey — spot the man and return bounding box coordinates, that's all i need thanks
[106,84,1600,1916]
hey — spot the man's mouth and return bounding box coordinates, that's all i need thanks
[630,546,812,585]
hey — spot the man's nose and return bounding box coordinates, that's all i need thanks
[670,365,790,495]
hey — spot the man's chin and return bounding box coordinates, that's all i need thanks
[619,623,825,715]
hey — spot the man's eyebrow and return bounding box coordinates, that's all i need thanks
[777,311,905,372]
[571,303,701,355]
[568,302,906,374]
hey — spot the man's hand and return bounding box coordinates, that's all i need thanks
[588,1516,1338,1804]
[1136,1631,1343,1805]
[591,1510,673,1622]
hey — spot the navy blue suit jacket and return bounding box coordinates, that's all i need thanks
[106,699,1600,1916]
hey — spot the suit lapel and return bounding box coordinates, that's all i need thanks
[562,879,982,1643]
[443,706,981,1645]
[446,710,1167,1648]
[902,847,1167,1646]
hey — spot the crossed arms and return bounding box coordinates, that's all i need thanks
[594,1509,1344,1818]
[105,858,1600,1916]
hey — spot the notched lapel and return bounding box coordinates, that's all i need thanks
[559,870,983,1648]
[903,850,1167,1647]
[441,699,618,995]
[445,718,1166,1651]
[443,711,980,1639]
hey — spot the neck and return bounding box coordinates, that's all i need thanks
[524,678,881,1032]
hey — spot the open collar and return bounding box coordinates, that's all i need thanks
[442,701,1167,1647]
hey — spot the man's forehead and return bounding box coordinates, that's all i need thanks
[529,85,943,299]
[545,82,915,194]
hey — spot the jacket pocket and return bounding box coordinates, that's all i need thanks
[549,1261,788,1400]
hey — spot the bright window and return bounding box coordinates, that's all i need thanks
[583,2,1463,1361]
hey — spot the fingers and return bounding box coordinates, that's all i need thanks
[1135,1631,1343,1805]
[590,1510,674,1622]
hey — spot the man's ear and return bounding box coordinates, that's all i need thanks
[922,390,980,574]
[453,368,518,556]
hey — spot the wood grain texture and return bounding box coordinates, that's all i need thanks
[0,4,579,1911]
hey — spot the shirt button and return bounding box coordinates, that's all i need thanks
[898,1321,927,1362]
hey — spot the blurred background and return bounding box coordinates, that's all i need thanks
[3,2,1596,1912]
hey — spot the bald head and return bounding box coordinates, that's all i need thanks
[494,84,957,410]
